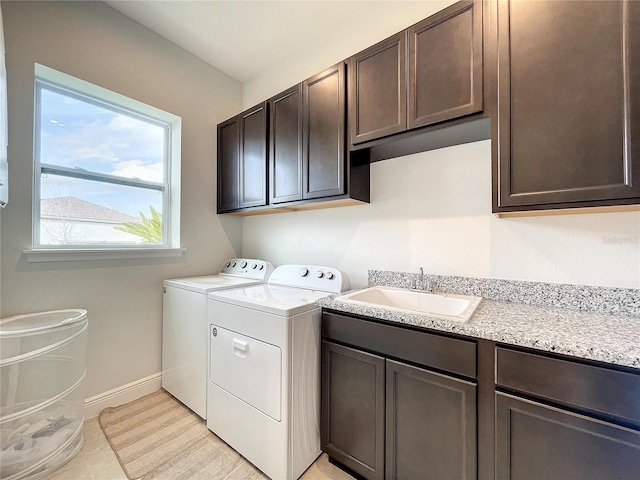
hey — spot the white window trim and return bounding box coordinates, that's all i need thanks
[23,247,185,263]
[30,64,182,255]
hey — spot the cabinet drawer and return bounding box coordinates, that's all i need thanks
[323,312,476,379]
[496,347,640,426]
[496,392,640,480]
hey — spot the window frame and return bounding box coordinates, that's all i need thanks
[30,64,182,256]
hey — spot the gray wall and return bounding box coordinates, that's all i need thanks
[1,1,243,397]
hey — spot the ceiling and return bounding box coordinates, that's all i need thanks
[105,1,388,83]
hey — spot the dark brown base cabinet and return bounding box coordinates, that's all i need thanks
[322,342,385,480]
[495,347,640,480]
[322,311,640,480]
[386,360,476,480]
[496,394,640,480]
[321,313,477,480]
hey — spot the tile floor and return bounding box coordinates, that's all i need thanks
[46,417,354,480]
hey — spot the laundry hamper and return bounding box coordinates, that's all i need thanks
[0,309,88,480]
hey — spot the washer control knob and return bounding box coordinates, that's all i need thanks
[258,264,264,270]
[316,271,324,278]
[225,262,231,267]
[326,272,335,280]
[300,267,309,277]
[241,261,248,268]
[231,261,237,267]
[251,263,258,269]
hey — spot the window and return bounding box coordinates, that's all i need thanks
[32,64,181,251]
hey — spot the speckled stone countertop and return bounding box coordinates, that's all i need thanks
[318,270,640,370]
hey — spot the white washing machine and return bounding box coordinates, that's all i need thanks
[162,258,273,419]
[207,264,350,480]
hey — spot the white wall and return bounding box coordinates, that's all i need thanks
[241,1,640,290]
[243,141,640,289]
[1,1,243,398]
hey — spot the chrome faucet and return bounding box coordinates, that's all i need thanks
[409,267,435,293]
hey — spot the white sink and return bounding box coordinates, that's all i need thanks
[336,286,482,322]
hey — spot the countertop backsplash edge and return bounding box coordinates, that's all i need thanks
[368,270,640,317]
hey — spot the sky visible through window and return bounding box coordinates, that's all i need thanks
[39,87,165,218]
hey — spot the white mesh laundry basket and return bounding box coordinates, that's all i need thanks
[0,309,88,480]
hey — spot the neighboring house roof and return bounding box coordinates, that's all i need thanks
[41,197,141,224]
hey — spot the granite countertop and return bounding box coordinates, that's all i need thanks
[318,271,640,370]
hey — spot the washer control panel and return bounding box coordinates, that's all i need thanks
[220,258,274,280]
[269,265,350,293]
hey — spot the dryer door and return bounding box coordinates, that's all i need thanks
[210,325,282,421]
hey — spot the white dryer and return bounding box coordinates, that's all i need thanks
[162,258,273,419]
[207,265,350,480]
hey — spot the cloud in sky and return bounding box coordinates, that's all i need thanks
[112,159,164,183]
[39,87,165,183]
[38,86,167,217]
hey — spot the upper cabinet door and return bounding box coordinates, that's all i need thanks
[269,84,303,204]
[349,32,407,145]
[495,0,640,209]
[217,117,240,213]
[239,102,268,209]
[303,63,346,200]
[408,0,483,129]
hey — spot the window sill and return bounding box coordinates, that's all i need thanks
[23,247,186,263]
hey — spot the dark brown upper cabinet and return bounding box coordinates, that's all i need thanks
[217,117,240,213]
[493,0,640,212]
[218,63,368,215]
[348,0,483,147]
[349,32,407,145]
[303,63,347,199]
[408,0,483,129]
[269,84,303,204]
[217,102,268,213]
[239,103,268,208]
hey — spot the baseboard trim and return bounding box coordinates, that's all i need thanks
[84,372,162,419]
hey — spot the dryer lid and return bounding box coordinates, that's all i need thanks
[208,284,331,316]
[164,275,262,294]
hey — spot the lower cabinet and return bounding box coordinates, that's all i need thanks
[322,342,385,480]
[322,312,640,480]
[321,320,477,480]
[496,393,640,480]
[386,360,476,480]
[495,346,640,480]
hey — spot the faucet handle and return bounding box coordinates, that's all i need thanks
[426,279,436,293]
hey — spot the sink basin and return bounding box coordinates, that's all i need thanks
[336,286,482,322]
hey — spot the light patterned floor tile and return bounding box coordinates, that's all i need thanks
[300,454,355,480]
[47,460,95,480]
